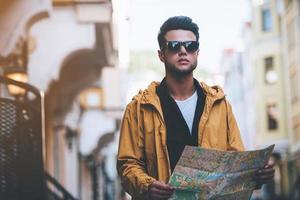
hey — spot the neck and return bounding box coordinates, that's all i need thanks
[165,73,195,100]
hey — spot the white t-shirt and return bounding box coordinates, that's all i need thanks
[175,91,198,134]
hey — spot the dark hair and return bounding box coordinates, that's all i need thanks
[157,16,199,49]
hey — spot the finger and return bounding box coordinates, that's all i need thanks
[152,192,173,199]
[255,168,275,175]
[150,187,173,196]
[152,182,173,191]
[255,178,274,185]
[256,175,274,181]
[150,189,173,200]
[254,171,275,181]
[152,194,171,200]
[153,181,172,189]
[263,160,275,169]
[267,159,275,166]
[254,171,275,179]
[264,165,272,169]
[257,171,275,178]
[255,172,274,180]
[254,173,274,181]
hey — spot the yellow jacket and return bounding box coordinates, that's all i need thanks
[117,81,244,200]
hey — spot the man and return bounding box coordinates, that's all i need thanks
[117,16,274,200]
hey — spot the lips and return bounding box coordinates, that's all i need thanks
[178,58,189,63]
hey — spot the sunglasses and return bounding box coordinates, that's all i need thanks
[163,41,199,53]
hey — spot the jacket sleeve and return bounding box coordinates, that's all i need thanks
[117,101,156,198]
[225,100,245,151]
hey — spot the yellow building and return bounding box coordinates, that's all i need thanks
[252,0,289,155]
[282,0,300,188]
[251,0,290,196]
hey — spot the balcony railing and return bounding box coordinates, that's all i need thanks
[46,172,78,200]
[0,75,77,200]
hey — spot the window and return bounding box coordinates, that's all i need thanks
[262,8,272,32]
[267,102,278,131]
[264,57,277,84]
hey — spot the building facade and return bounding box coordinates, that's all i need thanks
[0,0,129,199]
[250,0,296,196]
[282,0,300,191]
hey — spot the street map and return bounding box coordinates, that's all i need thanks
[168,145,275,200]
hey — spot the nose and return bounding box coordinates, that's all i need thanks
[179,45,187,55]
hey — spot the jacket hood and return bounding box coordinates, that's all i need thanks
[199,81,226,100]
[132,81,226,106]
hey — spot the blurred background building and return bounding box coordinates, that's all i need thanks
[1,0,128,199]
[0,0,300,200]
[221,0,300,199]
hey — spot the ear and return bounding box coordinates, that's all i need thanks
[196,49,200,56]
[158,50,165,62]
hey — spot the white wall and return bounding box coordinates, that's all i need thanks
[28,6,95,91]
[79,110,115,156]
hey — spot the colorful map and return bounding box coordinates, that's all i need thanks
[168,145,275,200]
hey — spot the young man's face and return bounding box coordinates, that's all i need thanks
[158,29,199,77]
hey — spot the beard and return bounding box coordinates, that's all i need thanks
[165,60,197,78]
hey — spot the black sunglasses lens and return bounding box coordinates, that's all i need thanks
[184,41,199,52]
[166,41,199,52]
[167,41,181,52]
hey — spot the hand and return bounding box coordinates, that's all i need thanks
[148,181,174,200]
[254,159,275,189]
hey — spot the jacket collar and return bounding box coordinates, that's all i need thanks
[133,79,226,115]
